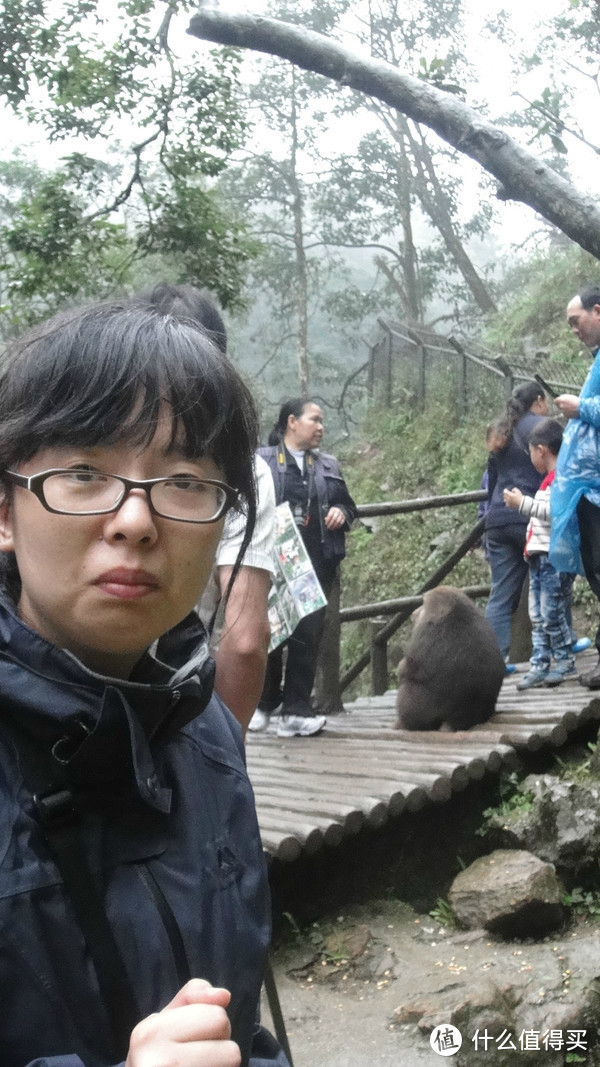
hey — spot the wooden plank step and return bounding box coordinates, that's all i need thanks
[248,676,600,862]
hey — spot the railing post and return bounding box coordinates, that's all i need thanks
[459,350,468,418]
[370,617,388,695]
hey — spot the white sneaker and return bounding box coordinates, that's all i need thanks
[248,709,271,732]
[276,714,326,738]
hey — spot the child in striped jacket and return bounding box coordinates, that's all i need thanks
[503,418,577,690]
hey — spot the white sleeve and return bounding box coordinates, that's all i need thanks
[215,454,276,574]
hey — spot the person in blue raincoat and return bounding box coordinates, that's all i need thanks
[551,282,600,689]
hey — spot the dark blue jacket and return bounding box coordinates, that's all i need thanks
[486,411,544,533]
[0,598,286,1067]
[258,445,358,565]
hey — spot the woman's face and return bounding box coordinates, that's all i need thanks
[285,403,324,451]
[0,415,225,678]
[530,395,549,416]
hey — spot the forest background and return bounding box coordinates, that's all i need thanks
[2,0,600,689]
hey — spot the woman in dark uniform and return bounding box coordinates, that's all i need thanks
[255,398,357,737]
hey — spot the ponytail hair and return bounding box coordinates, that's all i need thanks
[492,380,544,451]
[268,397,310,446]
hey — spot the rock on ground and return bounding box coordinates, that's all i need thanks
[448,849,565,938]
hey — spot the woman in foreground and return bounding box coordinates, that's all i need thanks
[0,302,286,1067]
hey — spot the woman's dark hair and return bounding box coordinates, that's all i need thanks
[135,282,227,355]
[268,397,310,446]
[528,417,563,455]
[0,301,258,595]
[492,380,544,450]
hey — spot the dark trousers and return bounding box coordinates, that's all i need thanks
[260,560,337,717]
[577,496,600,655]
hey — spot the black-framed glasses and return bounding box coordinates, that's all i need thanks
[4,469,239,524]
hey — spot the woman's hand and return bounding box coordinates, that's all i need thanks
[324,506,346,530]
[503,487,523,510]
[125,979,241,1067]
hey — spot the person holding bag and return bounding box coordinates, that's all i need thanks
[252,398,357,737]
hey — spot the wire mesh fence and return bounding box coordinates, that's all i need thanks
[368,319,589,413]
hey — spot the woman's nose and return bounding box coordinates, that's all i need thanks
[101,488,159,544]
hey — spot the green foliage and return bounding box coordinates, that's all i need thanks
[338,397,490,694]
[562,886,600,920]
[485,244,600,359]
[0,146,257,334]
[429,898,457,928]
[478,772,535,834]
[554,742,597,784]
[0,1,254,315]
[143,184,259,312]
[0,162,132,333]
[417,56,465,97]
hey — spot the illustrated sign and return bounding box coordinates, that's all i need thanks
[267,502,327,651]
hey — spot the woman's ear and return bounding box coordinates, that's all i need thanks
[0,495,15,553]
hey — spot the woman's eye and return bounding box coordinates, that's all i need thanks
[65,470,104,484]
[165,477,206,493]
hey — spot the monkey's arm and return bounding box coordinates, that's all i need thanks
[398,655,421,682]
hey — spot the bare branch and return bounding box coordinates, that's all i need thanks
[188,9,600,258]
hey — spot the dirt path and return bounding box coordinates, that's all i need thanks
[265,899,600,1066]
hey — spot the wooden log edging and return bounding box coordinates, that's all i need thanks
[249,685,600,862]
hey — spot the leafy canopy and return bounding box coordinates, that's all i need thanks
[0,0,257,321]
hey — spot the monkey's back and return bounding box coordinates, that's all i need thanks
[396,590,505,730]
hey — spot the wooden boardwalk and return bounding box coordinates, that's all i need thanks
[246,650,600,863]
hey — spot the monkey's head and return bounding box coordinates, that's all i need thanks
[412,586,474,630]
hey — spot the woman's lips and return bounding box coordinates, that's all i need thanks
[94,568,159,600]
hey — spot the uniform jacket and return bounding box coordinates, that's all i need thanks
[258,444,358,564]
[0,597,286,1067]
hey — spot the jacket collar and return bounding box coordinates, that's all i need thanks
[0,596,215,820]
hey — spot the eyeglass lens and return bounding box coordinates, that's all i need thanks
[42,472,226,521]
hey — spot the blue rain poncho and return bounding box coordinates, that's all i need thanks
[549,350,600,575]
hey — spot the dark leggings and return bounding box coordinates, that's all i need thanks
[260,560,337,717]
[577,496,600,654]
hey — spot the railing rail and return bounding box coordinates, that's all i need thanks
[356,489,486,518]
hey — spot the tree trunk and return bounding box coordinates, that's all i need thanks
[188,10,600,259]
[396,133,422,322]
[289,69,311,394]
[407,123,498,314]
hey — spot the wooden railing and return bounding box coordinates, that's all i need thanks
[315,489,490,706]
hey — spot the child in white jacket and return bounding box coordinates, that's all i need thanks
[504,418,576,689]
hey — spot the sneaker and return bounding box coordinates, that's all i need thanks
[505,663,517,675]
[545,665,578,686]
[516,668,549,691]
[572,637,592,655]
[247,709,272,732]
[276,714,327,738]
